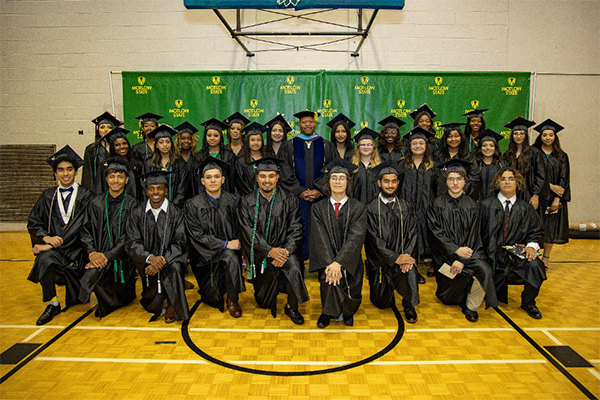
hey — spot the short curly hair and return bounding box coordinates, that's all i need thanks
[491,167,525,194]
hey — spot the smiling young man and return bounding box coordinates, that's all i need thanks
[27,145,94,325]
[79,157,138,318]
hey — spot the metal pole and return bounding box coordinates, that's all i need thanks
[213,9,255,57]
[109,70,116,115]
[351,9,378,57]
[529,71,537,144]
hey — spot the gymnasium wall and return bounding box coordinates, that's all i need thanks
[0,0,598,222]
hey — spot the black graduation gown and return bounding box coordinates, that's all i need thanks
[143,159,190,210]
[365,196,419,309]
[125,200,190,321]
[478,160,507,201]
[397,160,437,257]
[503,147,549,203]
[191,150,237,196]
[233,154,257,197]
[81,142,110,194]
[27,185,94,305]
[427,193,498,309]
[309,198,367,320]
[95,157,143,201]
[239,188,309,312]
[478,196,546,304]
[131,141,153,164]
[540,151,570,244]
[79,191,138,317]
[183,191,245,311]
[352,163,379,204]
[433,149,482,201]
[378,147,403,164]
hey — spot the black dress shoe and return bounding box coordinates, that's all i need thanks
[284,306,304,325]
[426,267,435,277]
[462,307,479,322]
[417,272,426,284]
[521,303,542,319]
[316,314,331,328]
[344,316,354,326]
[36,304,61,326]
[404,307,418,323]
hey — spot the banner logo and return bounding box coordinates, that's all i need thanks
[280,76,301,94]
[318,99,337,118]
[131,76,152,95]
[502,77,522,95]
[206,76,227,94]
[428,76,449,95]
[169,99,189,118]
[433,121,443,139]
[391,99,411,118]
[360,121,369,129]
[244,99,264,118]
[355,76,375,94]
[471,100,479,109]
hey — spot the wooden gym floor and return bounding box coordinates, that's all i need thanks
[0,231,598,400]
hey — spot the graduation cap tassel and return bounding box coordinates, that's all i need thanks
[379,267,382,284]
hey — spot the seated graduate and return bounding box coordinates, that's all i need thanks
[327,113,356,161]
[351,127,382,204]
[125,170,190,323]
[131,113,163,163]
[79,158,138,318]
[239,157,310,325]
[427,160,498,322]
[234,122,268,197]
[479,167,546,319]
[377,115,406,163]
[27,145,94,326]
[364,161,419,323]
[309,158,367,328]
[183,157,246,318]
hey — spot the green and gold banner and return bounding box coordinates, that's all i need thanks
[122,70,530,152]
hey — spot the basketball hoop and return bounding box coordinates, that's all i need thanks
[277,0,300,7]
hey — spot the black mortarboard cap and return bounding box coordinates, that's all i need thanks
[438,159,472,174]
[327,113,356,129]
[224,112,250,126]
[402,126,435,141]
[135,113,164,123]
[103,157,131,174]
[477,129,504,145]
[197,156,230,175]
[352,127,379,143]
[533,119,564,134]
[244,122,268,136]
[293,110,320,120]
[265,114,292,133]
[46,145,84,169]
[505,116,535,130]
[462,109,489,119]
[174,121,199,135]
[372,160,402,179]
[409,103,437,120]
[377,115,406,130]
[440,122,466,132]
[253,156,283,172]
[140,170,172,186]
[102,127,130,143]
[147,124,178,140]
[201,118,229,132]
[322,158,358,176]
[92,111,123,127]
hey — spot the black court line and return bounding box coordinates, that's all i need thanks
[494,307,598,400]
[0,307,95,385]
[182,300,405,376]
[0,260,35,262]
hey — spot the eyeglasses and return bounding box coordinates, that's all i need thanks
[330,176,347,182]
[359,143,374,147]
[446,177,464,183]
[500,177,515,182]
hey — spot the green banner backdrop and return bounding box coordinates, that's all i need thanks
[122,70,531,152]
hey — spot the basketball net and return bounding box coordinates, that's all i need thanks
[277,0,300,7]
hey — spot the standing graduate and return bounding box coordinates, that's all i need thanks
[28,146,94,325]
[427,160,498,322]
[377,115,406,163]
[184,157,245,317]
[81,111,123,194]
[364,161,419,323]
[98,127,142,200]
[351,127,382,204]
[79,158,138,318]
[409,103,439,150]
[239,157,310,324]
[327,113,356,161]
[475,129,506,201]
[174,121,200,202]
[224,112,250,156]
[479,168,546,319]
[463,109,489,154]
[532,119,570,269]
[309,159,367,328]
[234,122,268,197]
[278,110,338,259]
[125,170,190,323]
[131,113,163,163]
[265,114,292,157]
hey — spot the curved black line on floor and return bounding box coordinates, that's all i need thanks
[0,306,96,385]
[494,307,598,400]
[182,300,405,376]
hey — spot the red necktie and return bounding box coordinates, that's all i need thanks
[334,202,341,217]
[503,200,511,242]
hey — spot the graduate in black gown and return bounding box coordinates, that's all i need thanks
[234,122,268,197]
[427,160,498,322]
[475,129,507,201]
[279,110,338,259]
[125,171,190,323]
[328,113,356,161]
[309,159,367,328]
[184,157,246,317]
[79,158,138,318]
[351,127,382,204]
[174,121,199,198]
[409,103,439,150]
[144,125,190,209]
[364,161,419,323]
[224,112,250,157]
[239,157,310,324]
[463,108,489,154]
[532,119,570,269]
[81,111,123,194]
[131,113,163,164]
[28,146,94,325]
[377,115,406,163]
[265,114,291,158]
[479,168,546,319]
